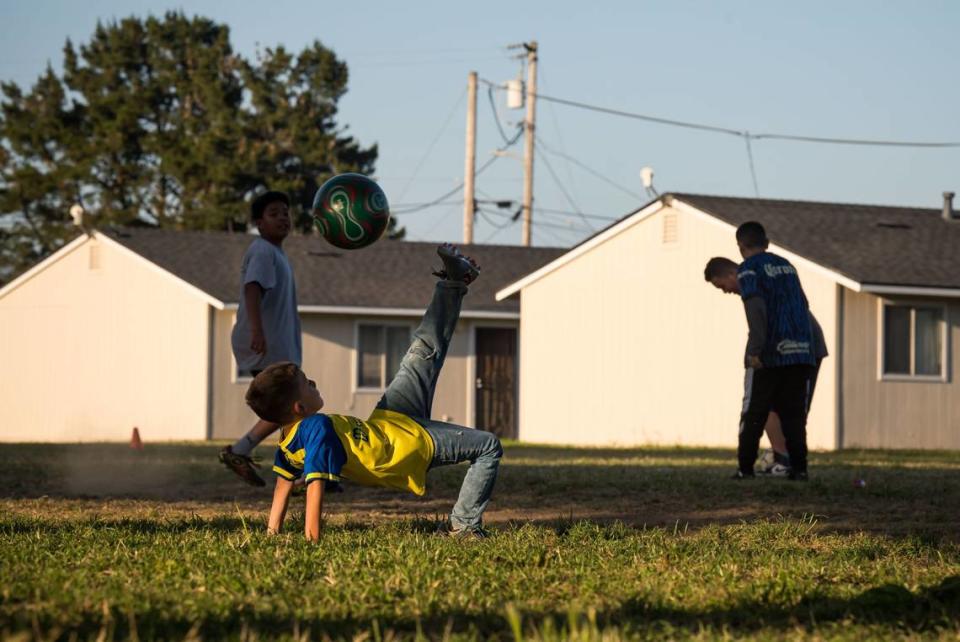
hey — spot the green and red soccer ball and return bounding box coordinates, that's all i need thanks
[312,173,391,250]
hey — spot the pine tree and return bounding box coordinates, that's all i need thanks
[0,12,401,285]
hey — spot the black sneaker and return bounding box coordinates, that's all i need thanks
[788,471,809,482]
[433,243,480,284]
[731,470,756,480]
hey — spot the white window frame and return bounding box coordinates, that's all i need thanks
[877,299,949,383]
[353,321,413,393]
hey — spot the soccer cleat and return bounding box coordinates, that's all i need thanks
[788,470,809,482]
[433,243,480,285]
[218,446,265,487]
[731,470,756,480]
[434,520,488,539]
[448,527,489,540]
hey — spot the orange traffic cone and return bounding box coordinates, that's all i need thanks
[130,427,143,450]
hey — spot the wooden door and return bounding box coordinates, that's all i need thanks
[474,327,517,439]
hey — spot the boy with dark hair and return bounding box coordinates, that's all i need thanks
[704,256,827,476]
[251,244,502,540]
[729,221,816,480]
[219,190,301,486]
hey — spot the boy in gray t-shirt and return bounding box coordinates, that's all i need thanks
[220,191,302,486]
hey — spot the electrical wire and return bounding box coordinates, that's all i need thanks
[534,140,594,231]
[396,87,467,202]
[480,78,960,148]
[538,66,581,204]
[535,135,645,201]
[391,154,497,215]
[392,120,524,215]
[488,86,523,146]
[482,207,592,233]
[535,207,617,221]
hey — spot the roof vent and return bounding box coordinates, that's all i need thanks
[944,191,956,222]
[876,221,912,230]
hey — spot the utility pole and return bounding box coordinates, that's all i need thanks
[463,71,478,245]
[521,41,538,246]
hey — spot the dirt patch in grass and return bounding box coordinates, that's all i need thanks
[3,442,958,541]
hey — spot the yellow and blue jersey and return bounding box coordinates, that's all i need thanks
[272,408,435,495]
[737,252,816,367]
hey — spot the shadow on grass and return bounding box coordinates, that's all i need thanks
[0,516,389,536]
[2,442,959,541]
[6,577,959,640]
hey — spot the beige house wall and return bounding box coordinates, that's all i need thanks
[211,312,481,440]
[0,236,210,442]
[517,204,839,449]
[840,289,960,449]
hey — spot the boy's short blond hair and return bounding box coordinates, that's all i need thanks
[245,362,301,424]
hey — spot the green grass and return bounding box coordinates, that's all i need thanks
[1,443,959,640]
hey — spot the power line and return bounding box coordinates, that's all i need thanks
[539,66,582,205]
[396,87,467,202]
[744,133,760,197]
[392,121,524,216]
[391,154,498,215]
[535,207,616,221]
[482,207,592,233]
[481,78,960,148]
[535,135,644,200]
[487,85,523,146]
[534,140,594,231]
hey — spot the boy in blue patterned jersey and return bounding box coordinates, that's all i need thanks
[704,256,828,477]
[246,244,502,540]
[732,222,816,481]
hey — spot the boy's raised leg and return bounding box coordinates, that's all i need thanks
[376,244,478,420]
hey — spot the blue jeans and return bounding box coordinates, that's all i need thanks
[376,282,502,532]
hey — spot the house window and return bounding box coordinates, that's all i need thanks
[358,324,411,389]
[881,303,946,379]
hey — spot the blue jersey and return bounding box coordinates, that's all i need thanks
[737,252,815,367]
[273,415,347,484]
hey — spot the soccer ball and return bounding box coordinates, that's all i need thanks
[312,173,391,250]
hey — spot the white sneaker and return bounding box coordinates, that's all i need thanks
[760,462,791,477]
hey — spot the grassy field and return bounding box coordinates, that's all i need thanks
[1,442,959,641]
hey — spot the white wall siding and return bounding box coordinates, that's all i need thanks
[517,205,838,449]
[0,237,210,441]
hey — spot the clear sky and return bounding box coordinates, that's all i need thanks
[2,1,958,247]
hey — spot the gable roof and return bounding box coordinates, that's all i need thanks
[498,193,960,299]
[674,193,960,290]
[104,228,564,315]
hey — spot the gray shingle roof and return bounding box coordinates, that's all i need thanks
[106,228,565,312]
[673,193,960,289]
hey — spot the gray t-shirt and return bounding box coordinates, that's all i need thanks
[231,237,302,372]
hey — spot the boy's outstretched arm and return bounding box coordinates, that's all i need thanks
[267,477,294,534]
[304,481,325,541]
